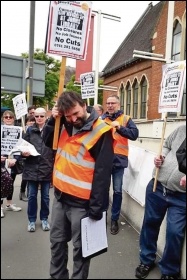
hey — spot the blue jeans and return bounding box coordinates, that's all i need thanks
[27,181,50,222]
[140,179,186,275]
[111,166,125,221]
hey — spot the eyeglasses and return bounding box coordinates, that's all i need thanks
[4,116,13,119]
[35,115,45,118]
[106,102,117,105]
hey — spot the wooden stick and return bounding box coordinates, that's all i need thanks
[21,116,26,133]
[153,113,168,192]
[53,57,67,150]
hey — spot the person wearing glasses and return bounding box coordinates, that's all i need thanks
[102,95,139,235]
[1,110,22,218]
[22,108,54,232]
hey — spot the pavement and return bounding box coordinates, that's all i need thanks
[1,174,162,279]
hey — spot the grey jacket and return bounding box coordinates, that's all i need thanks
[152,124,186,192]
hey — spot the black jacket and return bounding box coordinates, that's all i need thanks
[176,138,186,174]
[43,107,114,220]
[22,123,54,181]
[102,110,139,168]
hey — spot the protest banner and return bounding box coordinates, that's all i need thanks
[153,60,186,191]
[45,1,92,149]
[80,71,95,99]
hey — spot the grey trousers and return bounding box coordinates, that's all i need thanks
[50,197,91,279]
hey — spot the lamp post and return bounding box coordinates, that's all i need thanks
[27,1,35,107]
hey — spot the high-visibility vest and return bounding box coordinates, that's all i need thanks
[53,119,112,200]
[103,114,130,156]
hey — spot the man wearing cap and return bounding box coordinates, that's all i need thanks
[22,107,54,232]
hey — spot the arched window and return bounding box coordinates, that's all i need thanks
[126,83,131,116]
[140,78,147,119]
[133,80,138,119]
[169,21,182,117]
[171,21,182,61]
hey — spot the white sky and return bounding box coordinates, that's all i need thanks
[1,1,159,71]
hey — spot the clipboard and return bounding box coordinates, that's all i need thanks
[81,211,108,258]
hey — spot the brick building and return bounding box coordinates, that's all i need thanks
[102,1,186,122]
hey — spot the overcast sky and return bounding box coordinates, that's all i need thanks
[1,1,159,71]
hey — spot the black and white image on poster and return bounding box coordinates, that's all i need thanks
[46,1,92,60]
[1,125,22,155]
[158,60,186,113]
[13,93,28,119]
[80,72,95,99]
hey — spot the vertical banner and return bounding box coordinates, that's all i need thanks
[158,60,186,113]
[80,71,95,99]
[12,93,28,120]
[75,14,95,82]
[46,1,92,60]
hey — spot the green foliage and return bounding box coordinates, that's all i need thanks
[65,75,81,94]
[1,48,104,110]
[66,75,104,106]
[21,48,61,107]
[1,93,15,111]
[1,49,60,110]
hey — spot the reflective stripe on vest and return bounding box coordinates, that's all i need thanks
[53,119,111,199]
[104,114,129,156]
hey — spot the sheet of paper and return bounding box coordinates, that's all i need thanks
[81,212,108,258]
[9,139,40,156]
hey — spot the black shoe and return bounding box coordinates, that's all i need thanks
[110,220,119,235]
[19,192,28,202]
[161,274,180,279]
[135,262,154,279]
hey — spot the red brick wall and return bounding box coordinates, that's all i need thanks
[103,1,186,120]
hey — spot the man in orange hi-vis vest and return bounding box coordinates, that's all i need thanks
[43,91,114,279]
[102,95,139,235]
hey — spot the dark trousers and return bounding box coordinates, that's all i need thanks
[139,179,186,276]
[50,198,91,279]
[20,179,28,193]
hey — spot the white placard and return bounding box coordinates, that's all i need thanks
[158,60,186,113]
[12,93,28,119]
[80,71,95,99]
[1,125,22,155]
[46,1,92,60]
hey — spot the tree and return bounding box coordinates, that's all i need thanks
[66,75,104,106]
[22,48,61,108]
[66,75,81,94]
[1,49,61,110]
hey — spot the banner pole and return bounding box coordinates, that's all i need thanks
[53,57,66,150]
[153,113,167,192]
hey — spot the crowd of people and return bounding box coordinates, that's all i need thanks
[1,92,186,279]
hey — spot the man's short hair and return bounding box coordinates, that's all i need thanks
[28,105,36,112]
[57,91,85,113]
